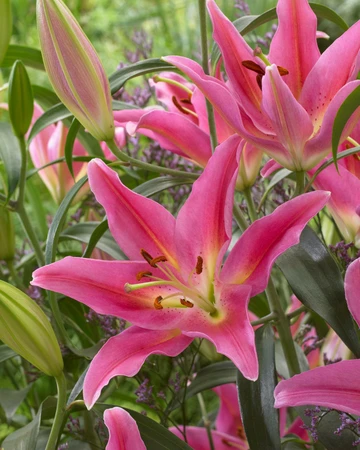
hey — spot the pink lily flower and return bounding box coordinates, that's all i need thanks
[29,104,88,204]
[32,136,329,408]
[274,258,360,416]
[163,0,360,172]
[103,407,146,450]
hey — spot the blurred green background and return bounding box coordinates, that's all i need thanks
[9,0,360,82]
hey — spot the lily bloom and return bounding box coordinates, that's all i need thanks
[103,407,145,450]
[163,0,360,172]
[32,136,329,408]
[274,258,360,416]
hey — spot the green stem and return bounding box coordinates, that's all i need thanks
[105,140,199,179]
[266,279,301,376]
[287,305,307,320]
[197,393,215,450]
[16,135,45,267]
[233,203,249,232]
[243,187,257,223]
[251,312,277,326]
[45,372,67,450]
[294,171,305,197]
[198,0,217,152]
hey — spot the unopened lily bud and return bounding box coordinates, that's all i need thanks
[37,0,114,141]
[236,141,263,192]
[8,60,34,137]
[0,0,12,66]
[0,206,15,261]
[0,281,63,377]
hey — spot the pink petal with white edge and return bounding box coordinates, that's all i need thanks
[344,258,360,328]
[274,360,360,416]
[300,20,360,121]
[207,0,270,132]
[132,110,212,166]
[104,407,146,450]
[88,159,178,265]
[84,327,193,408]
[175,135,240,288]
[221,191,330,295]
[268,0,320,99]
[32,258,187,330]
[303,80,360,170]
[261,65,313,171]
[180,284,258,381]
[213,384,243,436]
[170,426,248,450]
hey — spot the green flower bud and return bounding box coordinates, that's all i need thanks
[0,0,12,66]
[0,206,15,261]
[0,281,63,377]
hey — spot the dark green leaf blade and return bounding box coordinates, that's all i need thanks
[0,123,22,200]
[0,344,16,363]
[28,103,71,144]
[65,118,81,178]
[134,176,194,197]
[1,45,44,71]
[237,324,280,450]
[277,226,360,357]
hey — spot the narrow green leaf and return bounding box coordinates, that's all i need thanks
[28,103,71,144]
[76,128,104,157]
[0,344,16,363]
[112,99,139,111]
[32,85,60,109]
[277,226,360,357]
[258,168,292,211]
[310,3,348,31]
[1,45,44,71]
[109,58,175,94]
[332,85,360,169]
[45,176,88,264]
[275,340,309,380]
[60,221,126,260]
[282,441,308,450]
[65,118,81,178]
[0,0,12,66]
[80,219,111,259]
[0,385,32,420]
[134,176,194,197]
[0,123,22,200]
[237,325,280,450]
[2,403,42,450]
[8,60,34,137]
[67,367,89,407]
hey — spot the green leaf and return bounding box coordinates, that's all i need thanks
[277,226,360,357]
[67,367,89,406]
[275,340,309,379]
[0,385,32,420]
[96,405,192,450]
[332,84,360,169]
[237,325,280,450]
[0,0,12,66]
[28,103,71,144]
[109,58,175,94]
[282,440,308,450]
[32,85,60,109]
[0,123,22,201]
[45,176,88,264]
[258,168,292,211]
[60,221,126,260]
[134,176,194,197]
[112,99,139,111]
[0,344,16,363]
[2,403,42,450]
[1,45,44,71]
[65,118,81,178]
[310,3,348,31]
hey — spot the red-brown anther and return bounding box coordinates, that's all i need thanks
[181,97,192,105]
[172,96,190,115]
[154,296,163,310]
[140,249,154,265]
[242,60,289,90]
[150,255,168,267]
[136,271,152,281]
[180,298,194,308]
[196,256,203,275]
[237,426,246,440]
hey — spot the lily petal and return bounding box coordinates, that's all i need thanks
[84,327,192,408]
[180,284,258,380]
[221,191,330,295]
[300,20,360,122]
[261,65,313,171]
[87,159,177,265]
[175,135,240,287]
[213,384,244,437]
[274,360,360,416]
[268,0,320,99]
[104,407,146,450]
[344,258,360,328]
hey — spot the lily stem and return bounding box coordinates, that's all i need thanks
[233,203,249,231]
[294,170,305,197]
[243,188,301,377]
[197,393,215,450]
[251,312,277,326]
[198,0,217,152]
[45,372,67,450]
[287,304,307,320]
[105,139,199,179]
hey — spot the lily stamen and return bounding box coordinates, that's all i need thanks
[136,271,152,281]
[172,96,198,118]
